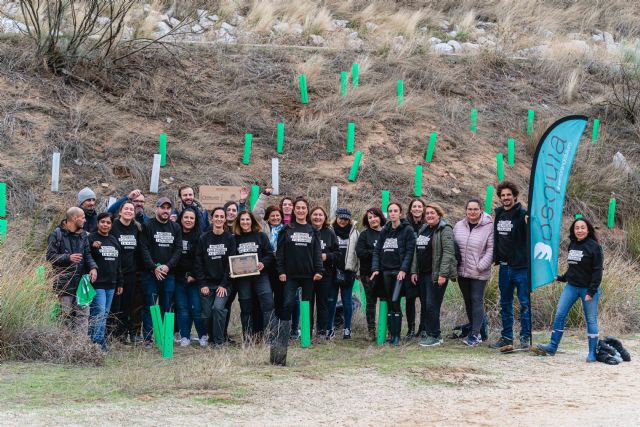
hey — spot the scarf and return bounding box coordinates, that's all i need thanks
[269,224,283,251]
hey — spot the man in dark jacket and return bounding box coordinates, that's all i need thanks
[78,187,98,232]
[491,181,531,349]
[107,188,151,224]
[139,197,182,348]
[46,207,98,333]
[177,186,209,233]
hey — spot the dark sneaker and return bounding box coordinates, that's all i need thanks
[419,331,428,339]
[419,335,443,347]
[489,336,513,349]
[519,336,531,350]
[405,329,416,339]
[325,329,335,340]
[290,330,300,341]
[343,328,351,339]
[143,340,153,350]
[463,334,482,347]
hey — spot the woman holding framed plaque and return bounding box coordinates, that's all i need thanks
[232,211,276,341]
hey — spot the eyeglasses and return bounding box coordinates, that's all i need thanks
[132,199,145,204]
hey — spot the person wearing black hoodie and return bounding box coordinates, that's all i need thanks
[109,201,142,342]
[356,207,386,341]
[139,197,182,349]
[405,198,426,338]
[88,213,124,351]
[194,207,236,347]
[174,207,207,347]
[490,181,531,350]
[276,197,323,346]
[232,211,276,341]
[310,206,340,341]
[534,218,604,362]
[371,202,416,346]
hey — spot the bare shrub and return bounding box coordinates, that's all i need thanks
[608,51,640,125]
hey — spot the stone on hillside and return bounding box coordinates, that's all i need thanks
[613,152,632,173]
[143,4,152,13]
[349,31,359,39]
[366,22,378,32]
[592,33,604,42]
[419,26,428,33]
[96,16,111,26]
[447,30,457,38]
[0,16,25,33]
[433,43,454,54]
[439,20,450,30]
[333,19,348,29]
[348,37,363,50]
[447,40,462,51]
[217,28,236,44]
[199,18,214,29]
[2,2,19,17]
[273,22,289,34]
[461,42,481,52]
[191,23,204,34]
[169,17,180,27]
[603,32,614,45]
[196,9,208,19]
[393,36,405,47]
[221,22,235,33]
[155,21,171,36]
[208,15,219,22]
[290,23,303,36]
[309,35,325,45]
[430,37,442,45]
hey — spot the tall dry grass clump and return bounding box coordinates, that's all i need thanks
[0,251,104,365]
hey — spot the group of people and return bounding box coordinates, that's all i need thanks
[45,180,604,362]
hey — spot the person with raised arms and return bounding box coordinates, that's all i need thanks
[139,197,182,349]
[410,203,457,347]
[194,207,236,347]
[453,199,494,347]
[533,218,604,362]
[276,197,323,345]
[232,210,276,341]
[176,186,210,233]
[88,212,123,352]
[356,207,386,341]
[371,202,416,346]
[107,189,150,224]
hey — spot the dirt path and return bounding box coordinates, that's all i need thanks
[3,338,639,426]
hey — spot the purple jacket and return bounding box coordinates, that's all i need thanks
[453,213,494,280]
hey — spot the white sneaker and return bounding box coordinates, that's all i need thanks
[199,336,209,347]
[179,337,191,347]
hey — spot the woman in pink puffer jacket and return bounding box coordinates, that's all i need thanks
[453,199,494,347]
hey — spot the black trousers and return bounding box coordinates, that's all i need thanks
[311,272,331,332]
[382,271,404,313]
[458,277,487,336]
[109,271,137,339]
[420,273,448,338]
[360,274,379,333]
[405,279,421,331]
[280,277,314,320]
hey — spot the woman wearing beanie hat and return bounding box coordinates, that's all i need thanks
[328,207,359,339]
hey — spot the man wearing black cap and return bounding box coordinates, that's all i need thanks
[139,197,183,349]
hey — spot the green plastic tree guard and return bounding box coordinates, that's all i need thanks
[0,182,6,218]
[276,122,285,153]
[507,138,515,167]
[414,165,423,197]
[150,305,164,352]
[348,151,363,182]
[527,109,535,136]
[377,301,388,345]
[592,119,600,143]
[340,71,348,97]
[470,108,477,133]
[381,190,390,213]
[397,80,404,106]
[496,153,504,182]
[300,301,311,348]
[162,312,175,359]
[426,132,437,162]
[242,133,252,165]
[351,63,359,88]
[346,122,355,154]
[485,185,495,214]
[607,198,616,228]
[299,75,309,104]
[159,134,167,167]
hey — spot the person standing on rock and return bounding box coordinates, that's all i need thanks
[194,207,236,347]
[78,187,98,233]
[309,206,339,341]
[453,199,494,347]
[490,181,531,350]
[328,208,359,340]
[405,198,426,338]
[356,207,386,341]
[177,185,210,233]
[139,197,182,349]
[276,197,324,346]
[88,212,124,352]
[370,202,416,346]
[411,203,457,347]
[533,218,603,362]
[46,207,98,334]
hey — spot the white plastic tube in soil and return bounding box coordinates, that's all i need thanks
[51,152,60,192]
[272,158,279,195]
[150,154,161,194]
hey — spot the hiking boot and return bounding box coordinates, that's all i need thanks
[343,328,351,340]
[519,336,531,350]
[419,335,443,347]
[490,336,513,349]
[179,337,191,347]
[199,336,209,347]
[462,334,482,347]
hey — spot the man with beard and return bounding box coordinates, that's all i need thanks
[139,197,182,349]
[176,186,209,233]
[77,187,98,232]
[107,189,150,224]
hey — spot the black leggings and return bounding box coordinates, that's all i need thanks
[382,271,405,313]
[458,277,487,336]
[405,280,421,331]
[280,277,314,320]
[360,275,379,333]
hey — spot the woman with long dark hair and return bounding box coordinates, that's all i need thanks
[453,199,494,347]
[276,197,323,345]
[356,207,386,341]
[406,198,426,338]
[232,210,276,341]
[174,207,206,347]
[371,202,416,346]
[310,206,340,340]
[534,218,604,362]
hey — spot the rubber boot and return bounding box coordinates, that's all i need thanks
[391,313,402,346]
[386,312,393,343]
[534,330,563,356]
[270,319,291,366]
[586,336,598,363]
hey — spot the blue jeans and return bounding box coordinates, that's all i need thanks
[498,265,531,340]
[175,278,205,339]
[328,271,354,331]
[552,284,600,338]
[142,273,176,341]
[89,288,115,346]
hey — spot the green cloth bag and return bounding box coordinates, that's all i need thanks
[76,274,96,308]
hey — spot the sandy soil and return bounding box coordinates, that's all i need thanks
[3,338,639,427]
